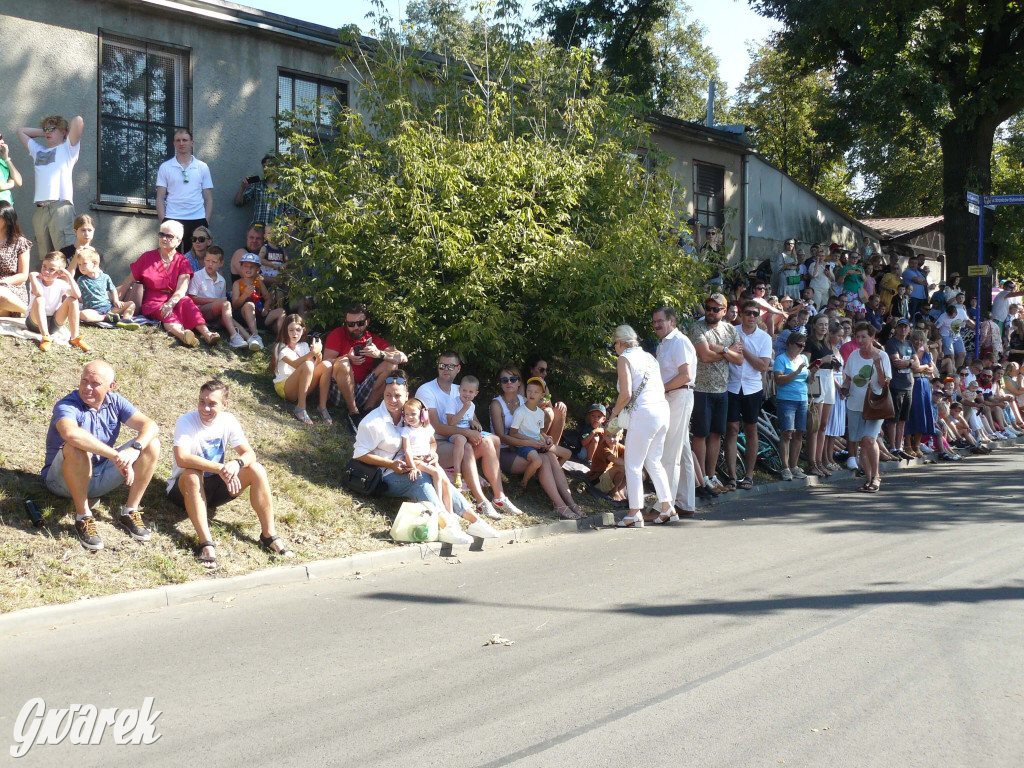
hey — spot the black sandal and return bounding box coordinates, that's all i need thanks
[865,479,880,493]
[196,540,217,570]
[737,477,753,490]
[259,534,295,558]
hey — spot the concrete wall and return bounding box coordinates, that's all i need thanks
[1,0,359,281]
[746,156,875,265]
[649,129,744,262]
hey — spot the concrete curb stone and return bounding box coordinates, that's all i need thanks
[3,437,1020,634]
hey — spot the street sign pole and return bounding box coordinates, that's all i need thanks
[976,195,984,358]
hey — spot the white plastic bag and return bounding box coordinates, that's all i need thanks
[389,501,439,542]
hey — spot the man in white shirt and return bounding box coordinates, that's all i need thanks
[652,306,697,515]
[156,128,213,254]
[992,279,1024,333]
[18,113,84,258]
[725,300,773,489]
[415,351,522,519]
[934,301,974,368]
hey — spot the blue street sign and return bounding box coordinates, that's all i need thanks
[967,191,981,204]
[985,194,1024,205]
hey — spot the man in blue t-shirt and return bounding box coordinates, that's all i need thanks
[42,360,161,550]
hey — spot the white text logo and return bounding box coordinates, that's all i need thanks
[11,697,162,758]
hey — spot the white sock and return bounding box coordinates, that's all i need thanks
[120,506,137,517]
[75,513,92,521]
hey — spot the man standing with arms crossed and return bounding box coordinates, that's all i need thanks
[689,293,744,496]
[156,128,213,254]
[18,113,84,259]
[725,300,772,490]
[652,306,697,517]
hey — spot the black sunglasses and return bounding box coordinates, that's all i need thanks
[346,319,367,327]
[743,310,760,317]
[384,376,407,385]
[192,236,209,243]
[704,305,724,312]
[499,375,519,384]
[438,363,458,371]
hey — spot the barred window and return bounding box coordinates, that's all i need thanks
[277,70,348,153]
[99,33,190,206]
[693,161,725,230]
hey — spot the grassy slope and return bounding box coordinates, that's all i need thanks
[0,326,573,613]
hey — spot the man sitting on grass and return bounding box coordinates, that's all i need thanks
[42,360,161,550]
[167,379,295,570]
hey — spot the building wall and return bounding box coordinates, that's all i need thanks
[1,0,358,281]
[649,129,744,262]
[746,156,875,265]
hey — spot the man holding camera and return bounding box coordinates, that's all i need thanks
[324,302,407,434]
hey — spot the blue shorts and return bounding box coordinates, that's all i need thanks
[515,445,541,460]
[776,398,808,432]
[87,301,113,315]
[44,443,130,499]
[692,391,728,437]
[941,335,965,356]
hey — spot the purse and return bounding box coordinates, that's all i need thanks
[608,368,649,433]
[343,458,385,495]
[806,370,822,399]
[862,356,895,420]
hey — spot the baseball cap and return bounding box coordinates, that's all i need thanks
[588,404,607,416]
[240,252,261,264]
[705,292,728,308]
[896,318,912,327]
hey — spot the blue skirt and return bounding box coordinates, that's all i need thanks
[906,378,933,435]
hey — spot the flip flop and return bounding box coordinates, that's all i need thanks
[259,534,295,558]
[195,540,217,570]
[317,407,333,425]
[293,408,314,425]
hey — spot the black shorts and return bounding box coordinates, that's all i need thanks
[891,388,912,422]
[692,390,728,437]
[26,313,58,334]
[727,389,764,426]
[167,473,237,511]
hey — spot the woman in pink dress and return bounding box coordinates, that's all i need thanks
[118,220,219,347]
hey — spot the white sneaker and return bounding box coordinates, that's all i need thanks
[492,496,523,515]
[229,333,246,349]
[846,457,858,470]
[920,443,935,453]
[708,476,725,490]
[791,466,807,479]
[466,520,500,538]
[248,335,263,351]
[780,468,793,481]
[437,524,473,545]
[476,500,501,520]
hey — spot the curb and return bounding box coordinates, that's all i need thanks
[3,437,1021,634]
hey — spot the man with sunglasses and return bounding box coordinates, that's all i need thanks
[726,300,773,490]
[324,302,407,433]
[690,293,744,495]
[17,113,84,258]
[415,352,522,519]
[653,305,697,515]
[156,128,213,254]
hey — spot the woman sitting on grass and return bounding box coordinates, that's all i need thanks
[270,313,334,425]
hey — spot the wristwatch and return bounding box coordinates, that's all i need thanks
[130,441,143,451]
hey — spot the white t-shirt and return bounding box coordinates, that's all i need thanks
[167,410,247,491]
[188,269,226,300]
[656,327,697,388]
[401,423,435,457]
[273,341,310,384]
[352,400,405,477]
[935,306,968,338]
[844,349,892,412]
[993,290,1021,323]
[510,405,546,441]
[156,155,213,219]
[28,137,79,203]
[728,326,772,395]
[29,277,74,315]
[414,379,458,421]
[445,397,476,428]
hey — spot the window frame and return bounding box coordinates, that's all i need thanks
[692,160,725,231]
[96,29,192,211]
[276,68,349,153]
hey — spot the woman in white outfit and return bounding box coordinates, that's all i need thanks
[609,325,673,527]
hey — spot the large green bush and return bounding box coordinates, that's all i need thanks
[275,10,704,379]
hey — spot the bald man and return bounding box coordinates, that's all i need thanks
[42,360,161,550]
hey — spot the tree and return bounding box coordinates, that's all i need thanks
[649,4,728,120]
[751,0,1024,278]
[991,117,1024,273]
[274,5,704,380]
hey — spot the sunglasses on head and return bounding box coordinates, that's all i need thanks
[499,375,519,384]
[438,363,458,371]
[345,319,367,327]
[384,376,407,385]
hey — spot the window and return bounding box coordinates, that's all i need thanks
[277,70,348,153]
[99,32,190,206]
[693,161,725,230]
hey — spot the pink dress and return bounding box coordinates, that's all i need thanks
[130,249,204,329]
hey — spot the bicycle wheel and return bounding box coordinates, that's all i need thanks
[717,439,746,480]
[757,436,784,476]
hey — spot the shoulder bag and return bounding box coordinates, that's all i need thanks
[607,364,649,434]
[862,355,895,420]
[343,447,402,496]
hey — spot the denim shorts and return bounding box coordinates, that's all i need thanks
[45,443,128,499]
[941,335,965,356]
[692,390,728,437]
[776,398,808,432]
[848,409,883,441]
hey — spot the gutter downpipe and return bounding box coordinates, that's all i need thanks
[742,153,749,266]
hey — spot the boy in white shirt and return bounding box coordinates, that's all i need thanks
[27,251,89,351]
[188,245,248,348]
[445,375,487,488]
[509,378,553,487]
[167,379,294,570]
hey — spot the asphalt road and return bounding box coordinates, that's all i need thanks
[3,452,1024,767]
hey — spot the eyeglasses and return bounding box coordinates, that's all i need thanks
[438,363,458,371]
[499,375,519,384]
[345,319,367,328]
[384,376,407,385]
[42,125,59,133]
[192,236,209,243]
[743,310,760,317]
[158,232,176,239]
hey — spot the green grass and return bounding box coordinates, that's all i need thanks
[0,324,589,613]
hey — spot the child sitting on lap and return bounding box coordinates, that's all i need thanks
[445,375,489,489]
[75,246,136,328]
[28,251,89,352]
[509,377,554,488]
[402,398,453,514]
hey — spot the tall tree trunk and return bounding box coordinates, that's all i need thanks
[941,118,997,306]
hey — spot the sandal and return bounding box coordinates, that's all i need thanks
[865,479,880,493]
[316,407,333,425]
[259,534,295,558]
[568,503,586,519]
[293,407,314,425]
[554,505,579,520]
[736,477,753,490]
[196,540,217,570]
[652,510,680,525]
[616,512,644,528]
[721,476,737,492]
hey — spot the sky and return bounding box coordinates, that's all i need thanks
[247,0,780,96]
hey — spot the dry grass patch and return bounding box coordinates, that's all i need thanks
[0,327,591,613]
